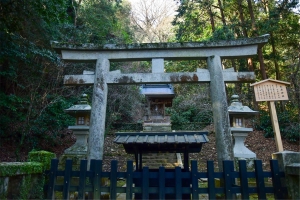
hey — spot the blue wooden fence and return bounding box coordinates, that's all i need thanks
[44,159,287,199]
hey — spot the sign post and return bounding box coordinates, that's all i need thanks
[250,79,290,152]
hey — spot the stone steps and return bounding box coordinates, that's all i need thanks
[141,122,182,169]
[142,153,182,169]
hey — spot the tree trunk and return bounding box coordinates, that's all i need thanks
[245,0,268,79]
[208,5,215,32]
[270,33,281,80]
[218,0,226,25]
[258,48,268,79]
[237,0,248,37]
[247,0,257,34]
[72,0,82,26]
[290,56,300,122]
[237,0,258,74]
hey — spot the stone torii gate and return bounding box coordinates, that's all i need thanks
[52,34,269,168]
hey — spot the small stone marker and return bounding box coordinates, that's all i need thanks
[250,79,290,152]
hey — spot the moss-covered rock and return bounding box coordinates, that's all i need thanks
[0,150,56,199]
[0,162,44,199]
[0,162,43,177]
[28,150,56,170]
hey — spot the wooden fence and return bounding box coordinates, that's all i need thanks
[44,159,287,199]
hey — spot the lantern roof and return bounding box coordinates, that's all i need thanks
[65,94,91,114]
[228,95,258,116]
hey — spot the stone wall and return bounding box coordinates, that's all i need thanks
[0,151,55,199]
[142,153,182,169]
[272,151,300,199]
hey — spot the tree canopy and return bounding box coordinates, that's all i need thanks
[0,0,299,160]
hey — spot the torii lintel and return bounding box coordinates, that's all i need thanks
[63,70,255,85]
[51,34,269,62]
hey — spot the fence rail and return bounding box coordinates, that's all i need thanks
[44,159,287,199]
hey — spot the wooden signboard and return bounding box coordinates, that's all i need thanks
[250,79,290,152]
[251,79,289,102]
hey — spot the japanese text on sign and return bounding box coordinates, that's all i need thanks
[253,82,288,101]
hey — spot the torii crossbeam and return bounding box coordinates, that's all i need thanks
[52,34,269,169]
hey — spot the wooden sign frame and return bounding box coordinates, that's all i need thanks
[250,79,290,152]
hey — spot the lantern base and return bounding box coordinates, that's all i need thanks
[231,128,256,159]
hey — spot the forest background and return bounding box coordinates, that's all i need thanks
[0,0,299,161]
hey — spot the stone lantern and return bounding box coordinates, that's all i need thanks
[64,94,91,156]
[228,95,258,163]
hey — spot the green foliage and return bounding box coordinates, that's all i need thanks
[255,103,300,141]
[208,26,235,41]
[28,150,56,170]
[0,0,134,157]
[165,60,205,72]
[171,122,210,131]
[111,123,143,132]
[172,0,300,141]
[106,85,144,131]
[57,0,133,44]
[173,1,208,42]
[166,84,213,130]
[30,97,75,138]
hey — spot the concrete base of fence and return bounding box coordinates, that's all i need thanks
[272,151,300,199]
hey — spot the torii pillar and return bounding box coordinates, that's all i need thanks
[52,34,269,170]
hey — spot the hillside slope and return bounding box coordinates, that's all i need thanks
[1,128,298,172]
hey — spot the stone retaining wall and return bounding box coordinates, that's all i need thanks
[0,151,55,199]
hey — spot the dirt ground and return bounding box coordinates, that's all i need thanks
[0,126,299,172]
[102,126,299,172]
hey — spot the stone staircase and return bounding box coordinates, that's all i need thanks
[141,119,183,169]
[142,152,182,169]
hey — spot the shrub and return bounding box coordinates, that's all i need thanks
[254,103,299,141]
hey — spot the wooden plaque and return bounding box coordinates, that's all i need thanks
[250,79,289,102]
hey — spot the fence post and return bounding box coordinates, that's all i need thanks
[270,159,285,199]
[126,161,133,200]
[142,167,149,199]
[78,160,88,200]
[63,159,73,199]
[238,160,249,199]
[207,161,216,200]
[110,160,118,199]
[223,160,235,199]
[254,160,267,200]
[175,167,182,199]
[158,166,165,199]
[191,160,198,200]
[47,159,59,200]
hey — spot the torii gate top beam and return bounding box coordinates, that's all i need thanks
[51,35,269,62]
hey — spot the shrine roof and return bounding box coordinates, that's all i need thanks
[140,84,175,97]
[51,34,270,52]
[114,131,208,154]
